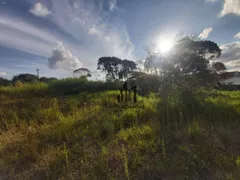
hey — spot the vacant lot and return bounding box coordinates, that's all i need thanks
[0,81,240,179]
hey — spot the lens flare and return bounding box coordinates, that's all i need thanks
[157,39,173,54]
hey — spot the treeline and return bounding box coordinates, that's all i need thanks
[0,74,57,86]
[94,37,239,93]
[1,36,239,92]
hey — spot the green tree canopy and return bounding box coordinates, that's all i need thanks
[97,57,137,81]
[12,74,38,83]
[142,37,222,85]
[73,68,91,77]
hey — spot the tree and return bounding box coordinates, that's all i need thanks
[119,59,137,80]
[143,44,162,74]
[97,57,137,81]
[0,77,11,86]
[12,74,38,83]
[97,57,122,81]
[142,37,222,85]
[169,37,221,75]
[73,68,91,78]
[212,62,226,73]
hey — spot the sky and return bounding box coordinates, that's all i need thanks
[0,0,240,79]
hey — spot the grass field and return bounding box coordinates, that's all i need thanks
[0,80,240,179]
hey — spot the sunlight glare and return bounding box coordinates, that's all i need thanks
[157,38,173,54]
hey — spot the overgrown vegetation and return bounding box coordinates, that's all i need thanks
[0,79,239,179]
[0,36,240,179]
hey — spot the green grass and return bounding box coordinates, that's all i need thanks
[0,81,240,179]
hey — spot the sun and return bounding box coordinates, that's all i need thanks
[157,38,174,54]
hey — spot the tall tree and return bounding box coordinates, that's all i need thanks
[171,38,221,86]
[97,57,137,81]
[142,37,222,84]
[119,59,137,80]
[143,44,162,74]
[73,68,91,77]
[97,57,122,81]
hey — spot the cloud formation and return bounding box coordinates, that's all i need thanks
[88,26,101,36]
[29,3,52,17]
[218,0,240,17]
[48,43,82,70]
[219,41,240,71]
[0,16,58,56]
[0,0,134,78]
[205,0,219,2]
[109,0,117,11]
[198,27,213,39]
[234,32,240,39]
[51,0,135,64]
[0,72,7,76]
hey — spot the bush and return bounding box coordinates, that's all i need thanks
[15,80,24,88]
[48,78,122,96]
[128,74,162,96]
[0,77,11,86]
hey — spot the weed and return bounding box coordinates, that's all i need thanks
[0,81,239,179]
[161,138,166,159]
[122,144,130,180]
[236,156,240,168]
[63,142,69,169]
[188,118,201,138]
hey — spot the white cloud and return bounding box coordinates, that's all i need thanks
[0,0,134,78]
[88,26,101,36]
[0,72,7,76]
[219,41,240,71]
[72,17,85,26]
[0,28,53,56]
[0,16,59,56]
[48,43,82,70]
[104,36,112,42]
[29,3,52,17]
[234,32,240,39]
[218,0,240,17]
[109,0,117,11]
[198,27,213,39]
[0,17,58,45]
[205,0,219,2]
[51,0,135,64]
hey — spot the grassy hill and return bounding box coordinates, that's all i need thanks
[0,80,240,179]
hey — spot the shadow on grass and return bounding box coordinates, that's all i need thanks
[47,79,121,96]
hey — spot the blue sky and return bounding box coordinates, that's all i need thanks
[0,0,240,79]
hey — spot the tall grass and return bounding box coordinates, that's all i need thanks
[0,81,239,179]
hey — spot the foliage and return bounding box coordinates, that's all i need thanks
[39,77,57,83]
[141,37,222,86]
[143,43,162,74]
[15,80,24,87]
[0,81,240,179]
[128,73,162,95]
[12,73,38,83]
[73,68,91,78]
[0,77,11,86]
[97,57,137,81]
[212,61,227,73]
[47,78,122,96]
